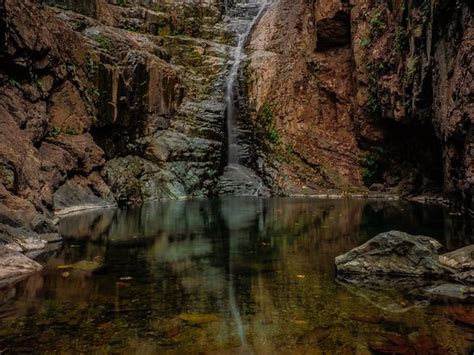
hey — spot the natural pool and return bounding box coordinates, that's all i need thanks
[0,198,473,353]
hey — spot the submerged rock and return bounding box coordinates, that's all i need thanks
[335,231,445,277]
[0,247,42,287]
[425,283,474,299]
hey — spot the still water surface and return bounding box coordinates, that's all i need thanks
[0,198,473,353]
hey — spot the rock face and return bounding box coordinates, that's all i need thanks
[247,0,473,211]
[0,0,233,246]
[335,231,446,277]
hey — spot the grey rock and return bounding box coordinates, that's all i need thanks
[335,231,446,277]
[0,247,42,287]
[215,163,271,196]
[439,244,474,271]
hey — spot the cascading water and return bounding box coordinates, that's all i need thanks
[215,0,270,197]
[225,0,268,165]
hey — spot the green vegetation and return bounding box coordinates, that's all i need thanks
[369,10,385,37]
[359,38,371,49]
[117,0,127,6]
[48,125,62,138]
[64,127,79,135]
[256,102,280,144]
[360,146,385,186]
[367,91,381,116]
[394,26,406,53]
[404,55,420,85]
[267,127,280,144]
[9,78,21,89]
[86,53,98,78]
[95,34,114,52]
[124,23,140,32]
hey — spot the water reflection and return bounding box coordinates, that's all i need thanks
[0,198,473,353]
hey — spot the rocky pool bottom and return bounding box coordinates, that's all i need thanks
[0,198,473,353]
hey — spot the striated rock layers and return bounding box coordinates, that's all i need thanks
[246,0,472,211]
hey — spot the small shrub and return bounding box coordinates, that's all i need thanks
[65,127,79,135]
[367,91,381,116]
[267,127,280,144]
[95,34,114,52]
[360,147,384,186]
[360,38,371,49]
[8,78,21,89]
[369,10,385,38]
[86,53,98,78]
[394,26,406,53]
[124,23,140,32]
[48,126,62,138]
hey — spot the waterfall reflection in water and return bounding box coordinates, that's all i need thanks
[0,198,473,353]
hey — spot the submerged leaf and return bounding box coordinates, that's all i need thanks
[57,260,102,272]
[179,313,218,324]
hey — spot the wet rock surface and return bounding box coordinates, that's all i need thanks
[0,247,42,287]
[335,231,446,277]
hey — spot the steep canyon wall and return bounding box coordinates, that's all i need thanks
[247,0,472,210]
[0,0,472,251]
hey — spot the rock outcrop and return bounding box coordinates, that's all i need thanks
[335,231,446,277]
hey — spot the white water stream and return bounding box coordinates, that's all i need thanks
[225,0,268,164]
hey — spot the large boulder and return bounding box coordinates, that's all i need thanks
[335,231,446,277]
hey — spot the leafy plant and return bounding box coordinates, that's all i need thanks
[117,0,127,6]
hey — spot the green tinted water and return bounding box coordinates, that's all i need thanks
[0,198,473,353]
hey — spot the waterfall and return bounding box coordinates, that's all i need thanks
[225,0,268,165]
